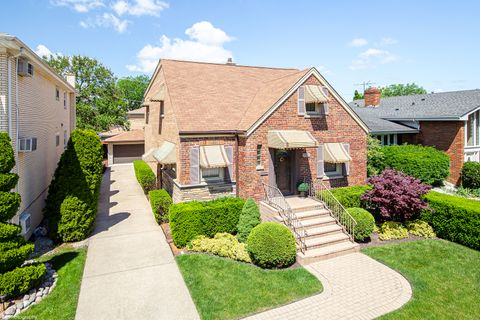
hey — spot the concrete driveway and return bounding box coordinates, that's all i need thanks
[75,164,199,320]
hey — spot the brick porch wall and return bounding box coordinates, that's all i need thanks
[238,75,368,201]
[415,121,464,185]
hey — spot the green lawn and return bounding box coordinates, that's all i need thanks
[363,240,480,319]
[176,253,322,320]
[14,247,87,320]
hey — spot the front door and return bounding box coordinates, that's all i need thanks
[274,149,293,195]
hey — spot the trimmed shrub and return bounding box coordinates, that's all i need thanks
[461,161,480,189]
[381,144,450,185]
[346,208,375,241]
[422,191,480,249]
[45,129,103,241]
[149,189,172,223]
[236,199,261,243]
[58,196,96,242]
[362,169,431,221]
[189,233,251,263]
[406,220,436,238]
[247,222,296,269]
[133,160,156,193]
[170,197,245,248]
[326,185,372,208]
[378,222,409,241]
[0,264,46,298]
[0,133,44,297]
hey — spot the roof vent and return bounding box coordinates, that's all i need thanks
[226,58,236,65]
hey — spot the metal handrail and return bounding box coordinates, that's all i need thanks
[262,183,307,253]
[308,182,357,241]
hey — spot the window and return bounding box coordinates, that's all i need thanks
[55,133,60,147]
[466,111,479,147]
[145,106,150,124]
[256,144,262,168]
[324,162,342,176]
[63,92,67,109]
[158,102,164,134]
[55,87,60,101]
[201,167,224,181]
[305,102,325,114]
[375,134,398,146]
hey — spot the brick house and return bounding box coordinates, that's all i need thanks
[143,59,369,203]
[350,88,480,185]
[0,34,76,238]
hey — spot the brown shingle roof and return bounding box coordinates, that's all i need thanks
[104,130,144,143]
[157,59,308,132]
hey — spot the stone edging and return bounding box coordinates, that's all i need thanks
[1,262,58,319]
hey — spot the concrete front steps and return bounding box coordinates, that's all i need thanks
[259,196,359,264]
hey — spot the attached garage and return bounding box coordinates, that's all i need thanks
[104,130,145,166]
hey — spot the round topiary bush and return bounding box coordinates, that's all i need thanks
[247,222,296,269]
[382,144,450,185]
[461,161,480,189]
[346,207,375,241]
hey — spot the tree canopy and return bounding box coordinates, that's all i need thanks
[43,55,149,132]
[353,83,427,101]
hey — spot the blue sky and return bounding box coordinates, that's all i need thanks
[2,0,479,100]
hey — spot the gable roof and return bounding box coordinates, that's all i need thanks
[147,59,368,135]
[350,89,480,122]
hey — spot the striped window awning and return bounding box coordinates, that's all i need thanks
[305,85,328,103]
[324,143,351,163]
[268,130,319,149]
[200,145,231,168]
[150,84,166,102]
[142,141,176,164]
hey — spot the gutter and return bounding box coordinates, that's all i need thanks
[179,130,246,136]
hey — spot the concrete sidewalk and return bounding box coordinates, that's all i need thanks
[75,164,199,320]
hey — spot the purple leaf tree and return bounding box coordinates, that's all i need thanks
[361,169,431,221]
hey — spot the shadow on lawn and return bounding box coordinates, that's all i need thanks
[48,251,80,271]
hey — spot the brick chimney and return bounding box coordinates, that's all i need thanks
[364,87,381,107]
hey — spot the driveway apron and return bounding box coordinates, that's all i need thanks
[75,164,199,320]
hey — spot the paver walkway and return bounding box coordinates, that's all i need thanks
[75,164,199,320]
[244,253,412,320]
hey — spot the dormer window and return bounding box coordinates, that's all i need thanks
[298,85,329,116]
[306,102,322,114]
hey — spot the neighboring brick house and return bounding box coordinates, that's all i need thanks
[143,59,368,203]
[350,88,480,185]
[0,34,76,238]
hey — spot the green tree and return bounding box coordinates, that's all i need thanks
[117,75,150,111]
[0,133,46,297]
[236,198,261,243]
[353,89,364,100]
[380,83,427,97]
[43,55,126,131]
[367,135,385,177]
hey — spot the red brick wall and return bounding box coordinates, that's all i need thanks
[238,75,368,200]
[415,121,464,185]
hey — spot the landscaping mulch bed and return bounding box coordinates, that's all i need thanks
[358,232,439,249]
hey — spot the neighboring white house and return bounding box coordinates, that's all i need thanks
[0,34,76,238]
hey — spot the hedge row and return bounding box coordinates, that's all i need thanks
[45,129,103,242]
[461,161,480,189]
[325,185,372,208]
[169,197,245,247]
[0,264,46,298]
[381,145,450,185]
[133,160,156,193]
[149,189,172,223]
[422,191,480,250]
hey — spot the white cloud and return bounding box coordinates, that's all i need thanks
[317,65,332,75]
[50,0,104,13]
[127,21,233,73]
[34,44,62,58]
[381,37,398,45]
[349,48,399,70]
[80,13,129,33]
[112,0,169,17]
[349,38,368,47]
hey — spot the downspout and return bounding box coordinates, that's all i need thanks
[7,58,12,139]
[235,133,240,197]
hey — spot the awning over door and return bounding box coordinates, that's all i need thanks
[268,130,319,149]
[142,141,176,164]
[200,145,231,168]
[305,85,328,103]
[324,143,351,163]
